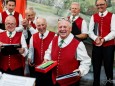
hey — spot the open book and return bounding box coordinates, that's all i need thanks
[1,44,21,55]
[0,73,35,86]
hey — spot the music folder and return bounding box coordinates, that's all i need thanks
[56,72,80,85]
[56,71,79,81]
[93,22,99,35]
[35,61,57,73]
[1,44,21,55]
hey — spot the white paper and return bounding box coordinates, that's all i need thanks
[0,73,35,86]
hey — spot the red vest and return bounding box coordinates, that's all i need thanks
[74,17,83,30]
[68,16,83,30]
[1,11,19,26]
[51,36,80,85]
[0,32,24,71]
[93,12,114,46]
[33,31,55,65]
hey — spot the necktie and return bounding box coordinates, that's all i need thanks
[59,40,64,48]
[9,32,12,37]
[10,13,12,15]
[101,13,103,17]
[72,16,75,23]
[41,34,44,39]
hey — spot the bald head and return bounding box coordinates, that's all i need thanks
[5,15,16,32]
[5,15,16,23]
[36,17,47,34]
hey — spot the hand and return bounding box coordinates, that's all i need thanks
[22,19,28,27]
[17,48,25,54]
[96,38,105,46]
[0,42,3,49]
[42,59,50,63]
[73,69,81,76]
[28,58,35,66]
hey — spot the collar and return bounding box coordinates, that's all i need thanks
[39,30,49,39]
[6,10,15,15]
[99,10,108,17]
[70,15,79,22]
[7,30,16,38]
[58,33,74,45]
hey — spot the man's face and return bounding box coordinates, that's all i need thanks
[58,20,72,39]
[70,4,80,16]
[5,16,16,32]
[96,0,107,13]
[25,11,35,22]
[36,19,47,34]
[6,1,16,13]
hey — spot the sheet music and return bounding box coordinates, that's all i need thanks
[56,72,79,81]
[0,73,35,86]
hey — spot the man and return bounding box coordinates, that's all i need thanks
[88,0,115,86]
[28,17,55,86]
[0,16,28,76]
[22,7,37,77]
[22,7,37,45]
[68,2,88,40]
[44,18,91,86]
[0,0,23,32]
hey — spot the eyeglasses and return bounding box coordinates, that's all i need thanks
[96,4,105,7]
[5,23,16,26]
[58,17,70,22]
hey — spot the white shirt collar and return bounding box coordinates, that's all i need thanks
[58,33,74,47]
[70,14,79,22]
[39,30,49,39]
[6,10,15,15]
[99,10,108,17]
[7,30,16,38]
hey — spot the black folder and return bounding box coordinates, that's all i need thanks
[0,23,5,30]
[93,22,99,35]
[1,44,21,55]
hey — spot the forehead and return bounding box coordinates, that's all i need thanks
[71,4,78,8]
[6,17,16,23]
[26,10,35,15]
[96,0,106,4]
[58,20,69,26]
[7,1,15,5]
[36,19,46,25]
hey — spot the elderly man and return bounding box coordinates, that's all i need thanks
[88,0,115,86]
[28,17,55,86]
[22,7,37,45]
[0,16,28,76]
[68,2,88,40]
[44,18,91,86]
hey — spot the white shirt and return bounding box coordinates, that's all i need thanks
[0,10,24,32]
[88,10,115,41]
[70,15,88,34]
[23,18,38,39]
[28,30,50,62]
[44,33,91,76]
[6,30,28,57]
